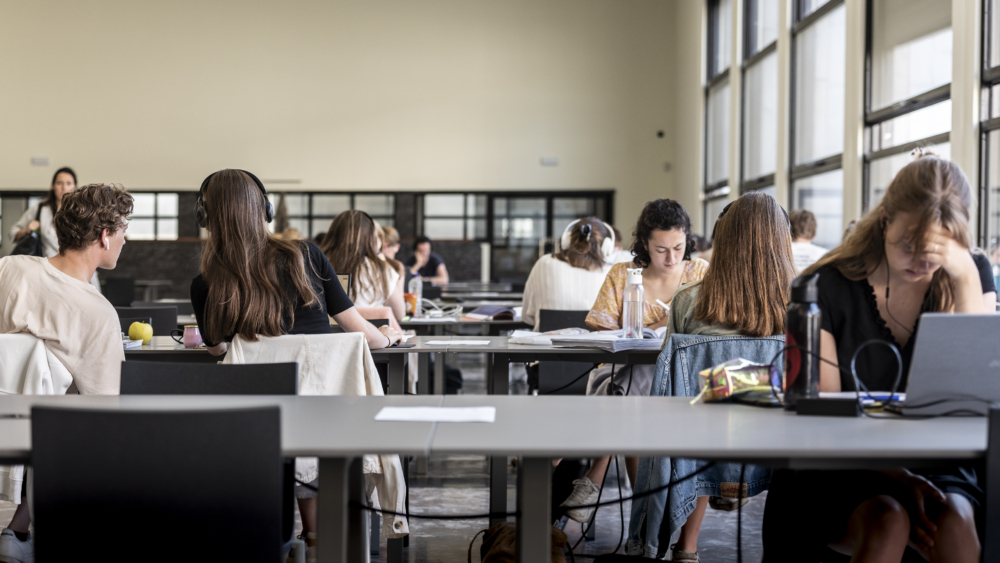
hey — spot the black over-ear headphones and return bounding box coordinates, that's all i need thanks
[196,169,274,229]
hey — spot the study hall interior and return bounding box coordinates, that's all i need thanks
[1,0,1000,562]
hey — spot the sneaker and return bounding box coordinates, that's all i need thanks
[560,477,600,523]
[0,529,34,563]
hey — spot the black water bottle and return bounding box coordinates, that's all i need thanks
[784,273,821,408]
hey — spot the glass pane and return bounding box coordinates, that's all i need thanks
[873,100,951,151]
[494,198,507,215]
[373,217,395,228]
[707,80,731,184]
[508,197,547,217]
[423,194,465,217]
[799,0,832,19]
[743,51,779,179]
[992,0,1000,69]
[156,218,178,240]
[127,218,155,240]
[288,218,310,238]
[354,194,394,216]
[312,194,350,216]
[704,196,730,238]
[467,195,488,216]
[281,194,308,216]
[310,219,333,239]
[466,218,487,240]
[868,142,951,210]
[710,0,733,77]
[425,218,465,239]
[156,193,178,217]
[747,0,779,56]
[870,0,951,110]
[793,169,843,249]
[553,198,593,215]
[510,217,545,239]
[987,131,1000,271]
[794,3,846,164]
[131,194,155,217]
[493,247,538,283]
[754,185,778,199]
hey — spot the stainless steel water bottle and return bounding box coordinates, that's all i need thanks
[784,273,821,407]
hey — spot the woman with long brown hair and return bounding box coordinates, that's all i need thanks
[763,152,996,563]
[321,210,405,320]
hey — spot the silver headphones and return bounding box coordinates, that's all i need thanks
[560,219,616,261]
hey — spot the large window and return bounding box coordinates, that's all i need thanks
[742,0,779,193]
[271,193,395,239]
[863,0,952,211]
[420,194,487,240]
[127,193,179,241]
[981,0,1000,264]
[704,0,734,236]
[790,0,846,249]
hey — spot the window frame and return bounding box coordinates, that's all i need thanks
[740,0,779,194]
[125,191,181,241]
[705,0,733,239]
[272,192,396,239]
[981,0,1000,250]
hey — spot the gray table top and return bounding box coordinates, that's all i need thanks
[0,395,441,460]
[127,335,454,356]
[431,396,986,467]
[421,335,661,358]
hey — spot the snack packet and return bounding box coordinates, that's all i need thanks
[692,358,778,404]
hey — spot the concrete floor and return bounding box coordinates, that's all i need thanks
[0,349,768,562]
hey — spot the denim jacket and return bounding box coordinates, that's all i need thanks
[627,333,785,558]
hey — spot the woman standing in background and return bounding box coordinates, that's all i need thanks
[9,167,100,291]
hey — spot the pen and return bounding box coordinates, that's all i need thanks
[655,299,670,311]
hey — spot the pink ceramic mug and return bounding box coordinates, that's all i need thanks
[170,325,203,348]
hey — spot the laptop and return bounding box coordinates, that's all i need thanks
[896,313,1000,416]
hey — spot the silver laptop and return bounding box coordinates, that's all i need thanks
[900,313,1000,416]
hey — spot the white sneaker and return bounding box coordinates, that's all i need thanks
[560,477,600,523]
[0,529,34,563]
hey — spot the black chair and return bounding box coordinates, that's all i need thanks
[535,309,593,395]
[32,406,282,562]
[120,361,298,395]
[133,300,194,316]
[102,277,135,307]
[120,361,300,559]
[118,317,153,335]
[115,306,177,335]
[422,283,442,300]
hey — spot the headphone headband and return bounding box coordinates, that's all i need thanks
[196,169,273,228]
[560,218,616,262]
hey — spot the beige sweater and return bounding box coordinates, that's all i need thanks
[0,256,123,394]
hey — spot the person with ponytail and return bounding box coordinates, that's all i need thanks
[763,152,996,563]
[521,217,613,331]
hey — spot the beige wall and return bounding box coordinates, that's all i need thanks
[0,0,691,236]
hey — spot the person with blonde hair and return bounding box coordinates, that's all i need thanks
[764,152,996,563]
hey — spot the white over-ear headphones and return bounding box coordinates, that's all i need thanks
[560,219,616,261]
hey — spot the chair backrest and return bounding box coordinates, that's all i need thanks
[32,406,282,562]
[115,306,178,335]
[120,361,298,395]
[653,333,786,398]
[102,277,135,307]
[422,284,442,299]
[538,309,591,333]
[118,317,152,334]
[132,300,194,315]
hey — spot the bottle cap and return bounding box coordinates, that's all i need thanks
[626,268,643,285]
[790,272,819,303]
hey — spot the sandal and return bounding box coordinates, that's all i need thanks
[670,544,699,562]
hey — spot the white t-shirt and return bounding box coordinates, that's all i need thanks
[791,241,828,273]
[522,254,611,331]
[0,256,123,394]
[353,258,401,308]
[9,203,101,291]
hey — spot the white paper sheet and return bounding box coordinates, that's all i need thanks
[426,340,491,345]
[374,406,496,423]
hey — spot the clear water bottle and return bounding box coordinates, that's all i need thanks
[621,268,644,339]
[408,275,423,318]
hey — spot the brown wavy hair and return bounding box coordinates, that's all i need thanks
[803,151,973,312]
[321,210,392,303]
[54,183,133,253]
[198,170,318,345]
[694,192,796,336]
[789,209,817,240]
[554,217,611,271]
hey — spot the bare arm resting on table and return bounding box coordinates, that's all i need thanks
[333,306,403,349]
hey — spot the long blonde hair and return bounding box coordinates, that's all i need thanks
[694,192,796,336]
[321,210,391,303]
[199,170,317,345]
[803,151,973,312]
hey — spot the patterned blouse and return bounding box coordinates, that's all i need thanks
[585,259,710,331]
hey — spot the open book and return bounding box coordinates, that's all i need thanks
[549,327,667,352]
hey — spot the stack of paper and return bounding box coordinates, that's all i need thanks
[550,327,666,352]
[509,328,590,346]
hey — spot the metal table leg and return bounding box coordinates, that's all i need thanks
[387,354,405,395]
[417,353,430,395]
[517,457,552,563]
[984,407,1000,562]
[433,352,445,395]
[317,457,366,563]
[489,353,511,527]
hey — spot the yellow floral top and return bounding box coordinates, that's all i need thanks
[585,259,710,331]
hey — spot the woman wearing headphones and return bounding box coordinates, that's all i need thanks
[321,210,405,321]
[190,169,403,356]
[763,152,995,563]
[560,199,708,524]
[521,217,614,331]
